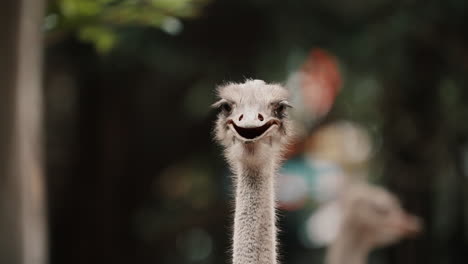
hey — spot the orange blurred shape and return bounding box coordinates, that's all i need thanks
[300,49,342,117]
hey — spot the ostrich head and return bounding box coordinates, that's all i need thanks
[213,80,293,168]
[342,184,422,249]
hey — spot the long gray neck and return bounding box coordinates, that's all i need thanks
[232,163,277,264]
[325,227,370,264]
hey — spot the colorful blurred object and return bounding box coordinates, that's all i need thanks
[301,49,342,117]
[306,121,372,176]
[277,120,374,247]
[277,157,345,211]
[287,48,342,130]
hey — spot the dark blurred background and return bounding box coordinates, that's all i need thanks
[2,0,468,264]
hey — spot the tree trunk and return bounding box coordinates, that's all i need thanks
[0,0,47,263]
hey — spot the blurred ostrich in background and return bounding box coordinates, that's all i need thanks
[302,122,422,264]
[325,183,421,264]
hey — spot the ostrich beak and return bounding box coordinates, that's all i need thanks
[388,212,423,238]
[227,119,281,142]
[399,214,422,237]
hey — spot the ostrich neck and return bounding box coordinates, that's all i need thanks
[325,227,371,264]
[232,161,277,264]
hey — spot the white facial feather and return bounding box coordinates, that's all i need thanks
[216,80,289,106]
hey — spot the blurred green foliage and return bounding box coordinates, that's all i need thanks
[46,0,210,53]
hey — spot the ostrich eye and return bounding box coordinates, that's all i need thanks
[273,101,291,118]
[275,105,285,118]
[220,102,232,114]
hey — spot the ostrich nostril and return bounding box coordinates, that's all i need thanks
[258,113,264,121]
[239,114,243,121]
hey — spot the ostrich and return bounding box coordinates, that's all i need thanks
[325,183,421,264]
[213,79,293,264]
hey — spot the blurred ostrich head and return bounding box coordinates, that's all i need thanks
[213,79,293,168]
[342,184,422,248]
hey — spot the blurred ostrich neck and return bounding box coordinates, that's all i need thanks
[326,223,371,264]
[232,157,278,264]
